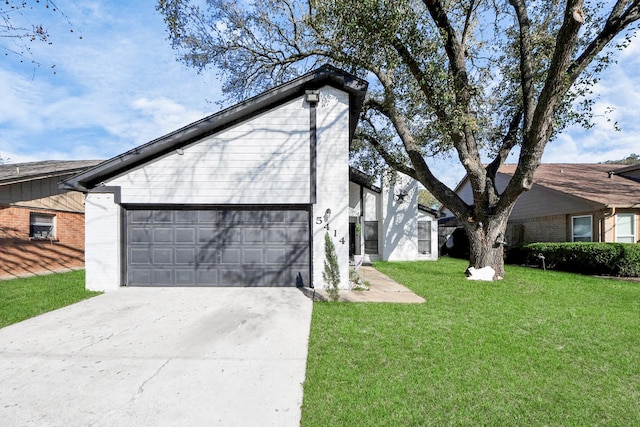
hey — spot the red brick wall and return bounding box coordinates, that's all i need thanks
[0,206,86,279]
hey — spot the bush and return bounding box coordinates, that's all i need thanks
[506,242,640,277]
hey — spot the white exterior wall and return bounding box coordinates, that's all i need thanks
[108,98,310,204]
[85,192,121,291]
[312,86,351,290]
[381,172,420,261]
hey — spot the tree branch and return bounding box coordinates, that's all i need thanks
[508,0,536,134]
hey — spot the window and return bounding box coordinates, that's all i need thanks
[571,215,592,242]
[364,221,379,254]
[616,213,636,243]
[418,220,432,254]
[30,213,55,239]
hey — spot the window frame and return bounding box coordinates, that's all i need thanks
[363,220,379,255]
[616,213,636,243]
[30,212,56,240]
[571,215,593,242]
[418,220,432,255]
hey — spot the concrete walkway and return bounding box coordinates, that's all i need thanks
[0,287,312,426]
[309,265,425,303]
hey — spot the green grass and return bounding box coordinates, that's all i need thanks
[0,270,100,328]
[301,257,640,426]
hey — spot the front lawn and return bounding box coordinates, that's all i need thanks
[0,270,100,328]
[301,257,640,426]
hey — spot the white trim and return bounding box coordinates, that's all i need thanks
[616,213,636,243]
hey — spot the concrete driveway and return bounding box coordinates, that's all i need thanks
[0,287,313,426]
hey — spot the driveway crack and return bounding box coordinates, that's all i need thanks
[133,358,171,398]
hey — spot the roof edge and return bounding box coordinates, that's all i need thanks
[61,65,368,192]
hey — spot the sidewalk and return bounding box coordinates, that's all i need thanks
[304,265,425,303]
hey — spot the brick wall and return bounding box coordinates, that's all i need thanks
[509,214,567,244]
[0,206,86,279]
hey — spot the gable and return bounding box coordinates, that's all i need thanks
[61,66,367,193]
[107,94,321,204]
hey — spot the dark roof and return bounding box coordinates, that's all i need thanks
[418,204,440,217]
[349,167,381,193]
[0,160,102,186]
[61,65,369,192]
[499,163,640,208]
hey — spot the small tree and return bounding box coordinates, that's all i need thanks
[322,231,340,301]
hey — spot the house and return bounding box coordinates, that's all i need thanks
[443,163,640,245]
[0,160,101,279]
[61,65,438,292]
[348,168,439,263]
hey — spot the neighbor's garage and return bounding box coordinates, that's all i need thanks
[125,207,310,287]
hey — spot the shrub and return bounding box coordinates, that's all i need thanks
[506,242,640,277]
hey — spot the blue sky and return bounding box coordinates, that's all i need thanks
[2,1,639,188]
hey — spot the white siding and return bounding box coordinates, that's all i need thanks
[108,97,311,204]
[381,172,419,261]
[85,192,121,291]
[312,86,351,289]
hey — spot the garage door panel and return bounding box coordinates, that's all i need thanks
[175,269,195,285]
[221,249,241,264]
[153,248,172,264]
[175,228,196,244]
[243,227,263,243]
[130,248,152,264]
[129,228,151,244]
[127,208,309,287]
[243,248,263,264]
[153,228,173,243]
[197,248,218,264]
[153,269,173,285]
[176,248,196,264]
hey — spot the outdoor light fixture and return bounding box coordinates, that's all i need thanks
[176,148,184,155]
[305,90,320,104]
[396,190,408,203]
[324,208,332,222]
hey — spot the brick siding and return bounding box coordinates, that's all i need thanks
[0,206,86,279]
[508,214,567,244]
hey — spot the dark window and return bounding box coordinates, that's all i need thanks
[364,221,379,254]
[418,220,431,254]
[30,213,55,239]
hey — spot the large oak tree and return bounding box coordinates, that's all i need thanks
[158,0,640,278]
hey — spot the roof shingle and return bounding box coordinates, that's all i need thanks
[499,163,640,208]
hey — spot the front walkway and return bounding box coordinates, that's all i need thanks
[308,265,425,303]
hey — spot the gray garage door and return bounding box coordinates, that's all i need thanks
[125,208,310,287]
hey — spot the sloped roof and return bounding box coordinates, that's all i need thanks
[499,163,640,208]
[0,160,102,186]
[61,65,368,192]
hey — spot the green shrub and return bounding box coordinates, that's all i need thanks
[506,242,640,277]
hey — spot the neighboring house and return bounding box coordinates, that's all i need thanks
[0,160,101,279]
[443,163,640,245]
[61,66,438,292]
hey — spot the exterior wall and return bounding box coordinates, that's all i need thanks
[381,172,419,261]
[0,176,85,213]
[84,192,121,291]
[312,86,350,289]
[0,205,85,279]
[446,173,601,220]
[86,85,353,291]
[507,214,567,244]
[108,97,310,205]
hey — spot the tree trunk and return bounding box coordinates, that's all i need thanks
[464,213,510,280]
